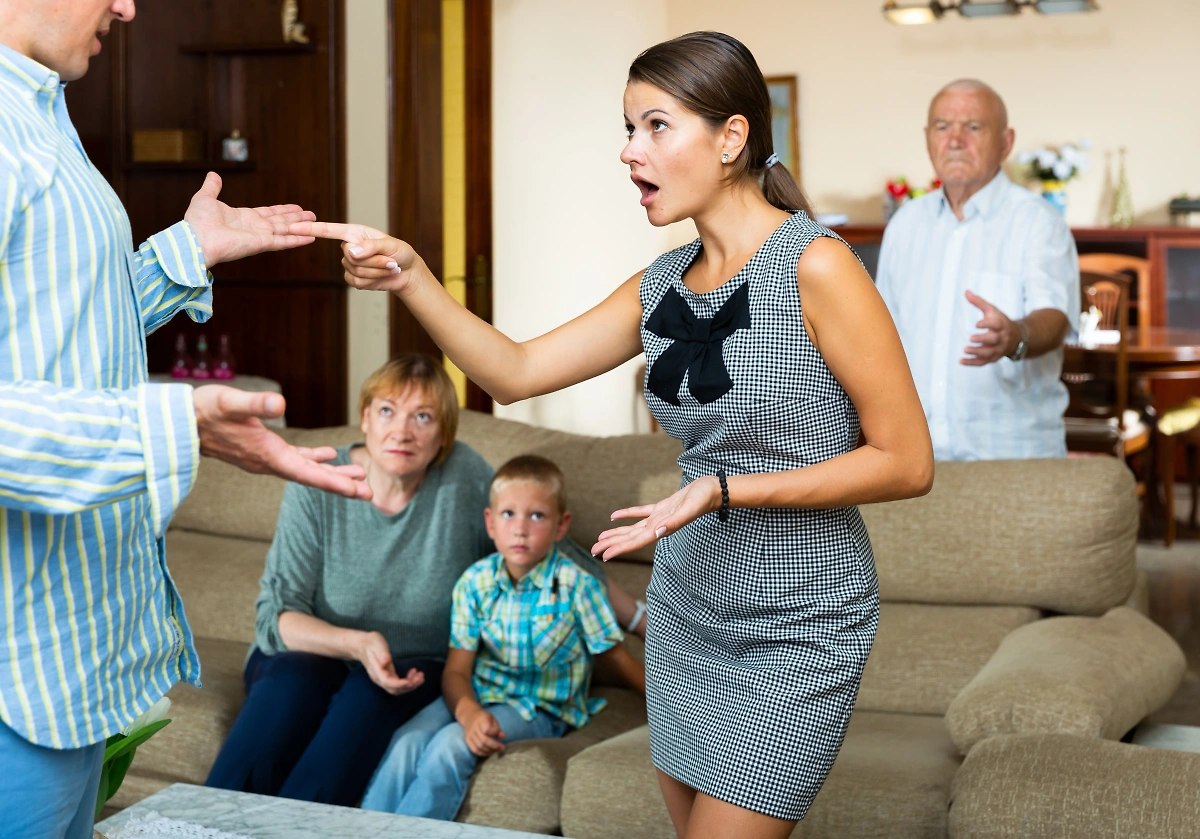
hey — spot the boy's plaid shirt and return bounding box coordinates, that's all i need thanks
[450,548,623,728]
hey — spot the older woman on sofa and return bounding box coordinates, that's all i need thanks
[206,354,648,806]
[205,354,495,805]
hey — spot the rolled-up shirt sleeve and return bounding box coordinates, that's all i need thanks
[1022,208,1080,340]
[133,221,214,335]
[254,481,324,655]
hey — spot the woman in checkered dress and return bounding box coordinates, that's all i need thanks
[294,31,932,839]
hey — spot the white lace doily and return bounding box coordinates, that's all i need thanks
[104,811,255,839]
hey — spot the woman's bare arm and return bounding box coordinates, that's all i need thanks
[289,222,644,404]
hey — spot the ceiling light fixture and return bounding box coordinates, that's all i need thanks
[958,0,1021,18]
[883,0,1098,24]
[882,1,944,25]
[1035,0,1099,14]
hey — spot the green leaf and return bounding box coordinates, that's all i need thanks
[94,762,111,821]
[107,749,135,801]
[103,718,170,763]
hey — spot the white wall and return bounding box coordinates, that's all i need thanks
[343,0,391,420]
[667,0,1200,227]
[491,0,676,436]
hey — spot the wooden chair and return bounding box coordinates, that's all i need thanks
[1079,254,1151,327]
[1064,272,1156,525]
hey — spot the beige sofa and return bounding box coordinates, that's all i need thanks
[110,410,1199,838]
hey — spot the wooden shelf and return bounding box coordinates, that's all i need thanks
[123,160,257,173]
[179,42,316,55]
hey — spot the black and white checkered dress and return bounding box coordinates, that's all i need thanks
[640,212,880,821]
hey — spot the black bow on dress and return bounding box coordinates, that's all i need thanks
[644,282,751,406]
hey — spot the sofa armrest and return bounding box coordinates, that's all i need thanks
[948,734,1200,839]
[944,607,1184,755]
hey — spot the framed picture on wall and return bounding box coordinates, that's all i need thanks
[764,75,799,183]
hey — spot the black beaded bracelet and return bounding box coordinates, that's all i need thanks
[716,470,730,522]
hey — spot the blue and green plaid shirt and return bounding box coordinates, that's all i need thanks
[450,548,623,728]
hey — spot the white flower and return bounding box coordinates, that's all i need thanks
[1079,137,1093,150]
[1017,150,1036,164]
[1060,145,1080,164]
[123,696,171,736]
[1053,160,1073,180]
[1038,149,1058,169]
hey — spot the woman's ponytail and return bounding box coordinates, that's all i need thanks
[761,161,812,216]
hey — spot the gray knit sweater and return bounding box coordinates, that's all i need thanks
[253,442,495,660]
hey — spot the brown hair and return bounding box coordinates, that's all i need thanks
[489,455,568,515]
[628,31,812,216]
[358,354,459,465]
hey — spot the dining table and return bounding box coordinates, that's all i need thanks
[1065,327,1200,545]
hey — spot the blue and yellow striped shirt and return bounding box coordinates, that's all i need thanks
[450,549,623,729]
[0,44,210,749]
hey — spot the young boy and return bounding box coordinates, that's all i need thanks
[360,455,645,819]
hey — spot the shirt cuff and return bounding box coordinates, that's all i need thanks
[148,221,213,290]
[136,383,201,538]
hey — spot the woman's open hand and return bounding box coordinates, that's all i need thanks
[287,221,423,295]
[357,631,425,695]
[592,476,721,561]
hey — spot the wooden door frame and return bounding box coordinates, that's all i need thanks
[388,0,493,413]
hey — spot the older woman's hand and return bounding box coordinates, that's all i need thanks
[357,631,426,695]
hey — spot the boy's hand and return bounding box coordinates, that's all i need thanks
[462,707,506,758]
[357,631,425,695]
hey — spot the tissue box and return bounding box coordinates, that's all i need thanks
[132,130,203,163]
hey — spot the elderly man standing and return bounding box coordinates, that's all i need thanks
[877,79,1079,461]
[0,2,371,837]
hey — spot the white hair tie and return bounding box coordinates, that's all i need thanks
[764,153,780,170]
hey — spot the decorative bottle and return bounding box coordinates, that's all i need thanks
[213,334,236,380]
[191,334,212,379]
[170,334,191,379]
[1110,147,1134,229]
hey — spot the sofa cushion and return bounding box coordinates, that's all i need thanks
[948,734,1200,839]
[861,457,1137,615]
[945,607,1186,754]
[166,531,268,645]
[120,636,249,791]
[857,603,1039,716]
[560,711,960,839]
[458,686,646,835]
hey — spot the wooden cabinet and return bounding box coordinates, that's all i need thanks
[65,1,347,428]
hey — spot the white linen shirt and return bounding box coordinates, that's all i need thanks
[876,171,1079,461]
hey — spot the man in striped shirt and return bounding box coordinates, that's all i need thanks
[0,2,370,836]
[876,79,1078,462]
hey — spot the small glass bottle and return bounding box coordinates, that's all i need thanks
[192,334,212,379]
[170,333,191,379]
[213,334,236,380]
[1110,147,1134,229]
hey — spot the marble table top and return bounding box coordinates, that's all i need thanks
[95,784,551,839]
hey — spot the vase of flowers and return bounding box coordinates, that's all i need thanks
[1016,140,1091,216]
[883,176,943,223]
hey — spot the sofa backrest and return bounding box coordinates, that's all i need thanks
[861,457,1137,616]
[171,411,1137,615]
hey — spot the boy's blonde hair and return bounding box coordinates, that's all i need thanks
[358,354,459,466]
[489,455,568,514]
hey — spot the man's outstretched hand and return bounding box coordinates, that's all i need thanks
[184,172,318,268]
[192,385,371,501]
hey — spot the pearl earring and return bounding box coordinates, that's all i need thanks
[721,153,731,163]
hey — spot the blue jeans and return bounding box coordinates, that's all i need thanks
[205,649,443,806]
[0,720,104,839]
[360,698,567,819]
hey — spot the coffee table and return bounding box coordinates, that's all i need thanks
[95,784,551,839]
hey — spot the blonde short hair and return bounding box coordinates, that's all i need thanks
[489,454,568,514]
[358,354,459,466]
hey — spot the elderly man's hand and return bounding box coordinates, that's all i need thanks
[192,385,371,501]
[184,172,318,268]
[961,290,1020,365]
